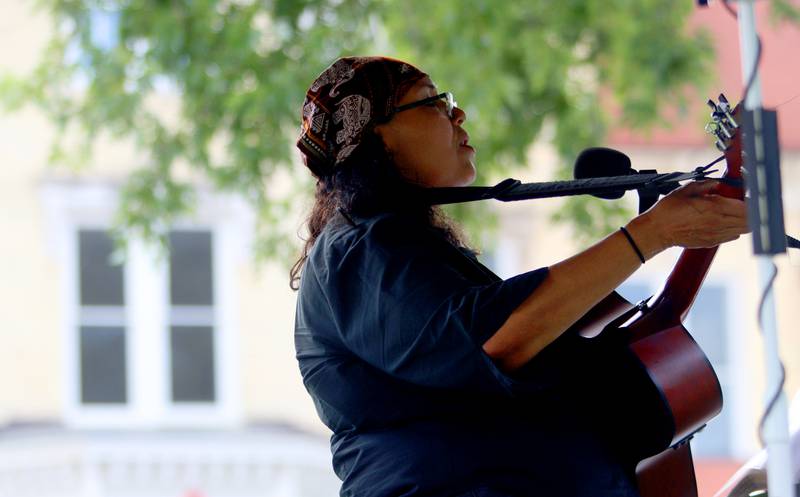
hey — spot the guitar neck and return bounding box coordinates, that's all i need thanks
[649,246,719,323]
[646,96,743,324]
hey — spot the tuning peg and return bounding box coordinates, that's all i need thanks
[723,109,738,129]
[717,122,734,139]
[717,94,739,128]
[705,122,730,150]
[706,95,735,150]
[714,126,731,148]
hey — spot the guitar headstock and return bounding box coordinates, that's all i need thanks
[704,93,744,193]
[704,93,740,152]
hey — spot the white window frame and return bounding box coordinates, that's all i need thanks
[40,180,253,429]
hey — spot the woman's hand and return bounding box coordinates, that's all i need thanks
[625,180,750,259]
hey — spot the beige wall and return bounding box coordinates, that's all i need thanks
[0,0,325,433]
[238,262,324,431]
[1,1,64,423]
[2,0,798,451]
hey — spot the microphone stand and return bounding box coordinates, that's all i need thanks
[734,2,795,496]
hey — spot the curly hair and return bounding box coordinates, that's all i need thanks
[289,130,474,290]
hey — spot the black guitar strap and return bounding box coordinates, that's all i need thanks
[423,173,799,250]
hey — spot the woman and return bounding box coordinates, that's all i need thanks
[292,56,749,497]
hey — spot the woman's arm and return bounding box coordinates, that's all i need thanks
[482,180,749,372]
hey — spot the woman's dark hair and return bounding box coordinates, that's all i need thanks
[289,129,474,290]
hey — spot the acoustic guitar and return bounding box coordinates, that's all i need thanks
[565,93,743,497]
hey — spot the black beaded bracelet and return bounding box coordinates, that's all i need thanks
[620,226,646,264]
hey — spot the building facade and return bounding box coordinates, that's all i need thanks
[1,2,798,497]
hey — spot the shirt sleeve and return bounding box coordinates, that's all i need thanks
[316,213,550,398]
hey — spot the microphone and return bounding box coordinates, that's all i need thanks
[573,147,635,199]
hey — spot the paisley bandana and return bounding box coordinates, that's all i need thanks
[296,56,427,178]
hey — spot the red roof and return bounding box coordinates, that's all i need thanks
[608,2,800,149]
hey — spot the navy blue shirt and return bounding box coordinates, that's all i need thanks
[294,211,641,497]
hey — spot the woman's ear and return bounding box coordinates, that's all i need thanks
[371,123,395,155]
[371,123,384,140]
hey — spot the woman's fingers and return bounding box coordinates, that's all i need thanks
[644,177,755,249]
[706,195,748,218]
[682,179,722,196]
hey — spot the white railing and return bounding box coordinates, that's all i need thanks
[0,425,339,497]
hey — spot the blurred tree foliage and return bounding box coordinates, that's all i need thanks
[771,0,800,23]
[2,0,719,265]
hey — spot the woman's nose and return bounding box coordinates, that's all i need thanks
[451,107,466,126]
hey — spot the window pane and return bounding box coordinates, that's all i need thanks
[691,383,731,457]
[80,326,127,404]
[686,285,730,457]
[687,286,728,364]
[169,231,214,306]
[616,282,651,305]
[79,230,124,306]
[170,326,216,402]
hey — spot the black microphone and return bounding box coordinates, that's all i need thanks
[573,147,635,199]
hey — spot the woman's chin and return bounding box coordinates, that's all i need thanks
[460,163,477,186]
[424,163,476,188]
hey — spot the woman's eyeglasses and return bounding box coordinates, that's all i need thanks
[391,92,458,119]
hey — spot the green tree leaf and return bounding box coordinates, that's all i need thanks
[2,0,718,264]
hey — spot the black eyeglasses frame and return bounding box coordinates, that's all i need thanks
[389,92,457,120]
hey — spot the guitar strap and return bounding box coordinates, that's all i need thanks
[423,174,800,250]
[423,169,713,206]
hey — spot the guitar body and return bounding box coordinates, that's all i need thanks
[627,321,723,448]
[636,444,699,497]
[567,290,723,497]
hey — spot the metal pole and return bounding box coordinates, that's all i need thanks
[735,2,794,495]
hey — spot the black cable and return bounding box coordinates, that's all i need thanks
[718,0,791,452]
[755,261,787,449]
[721,0,739,18]
[721,0,764,105]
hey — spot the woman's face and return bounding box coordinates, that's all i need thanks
[374,76,476,188]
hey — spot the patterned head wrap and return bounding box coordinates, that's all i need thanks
[296,56,428,178]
